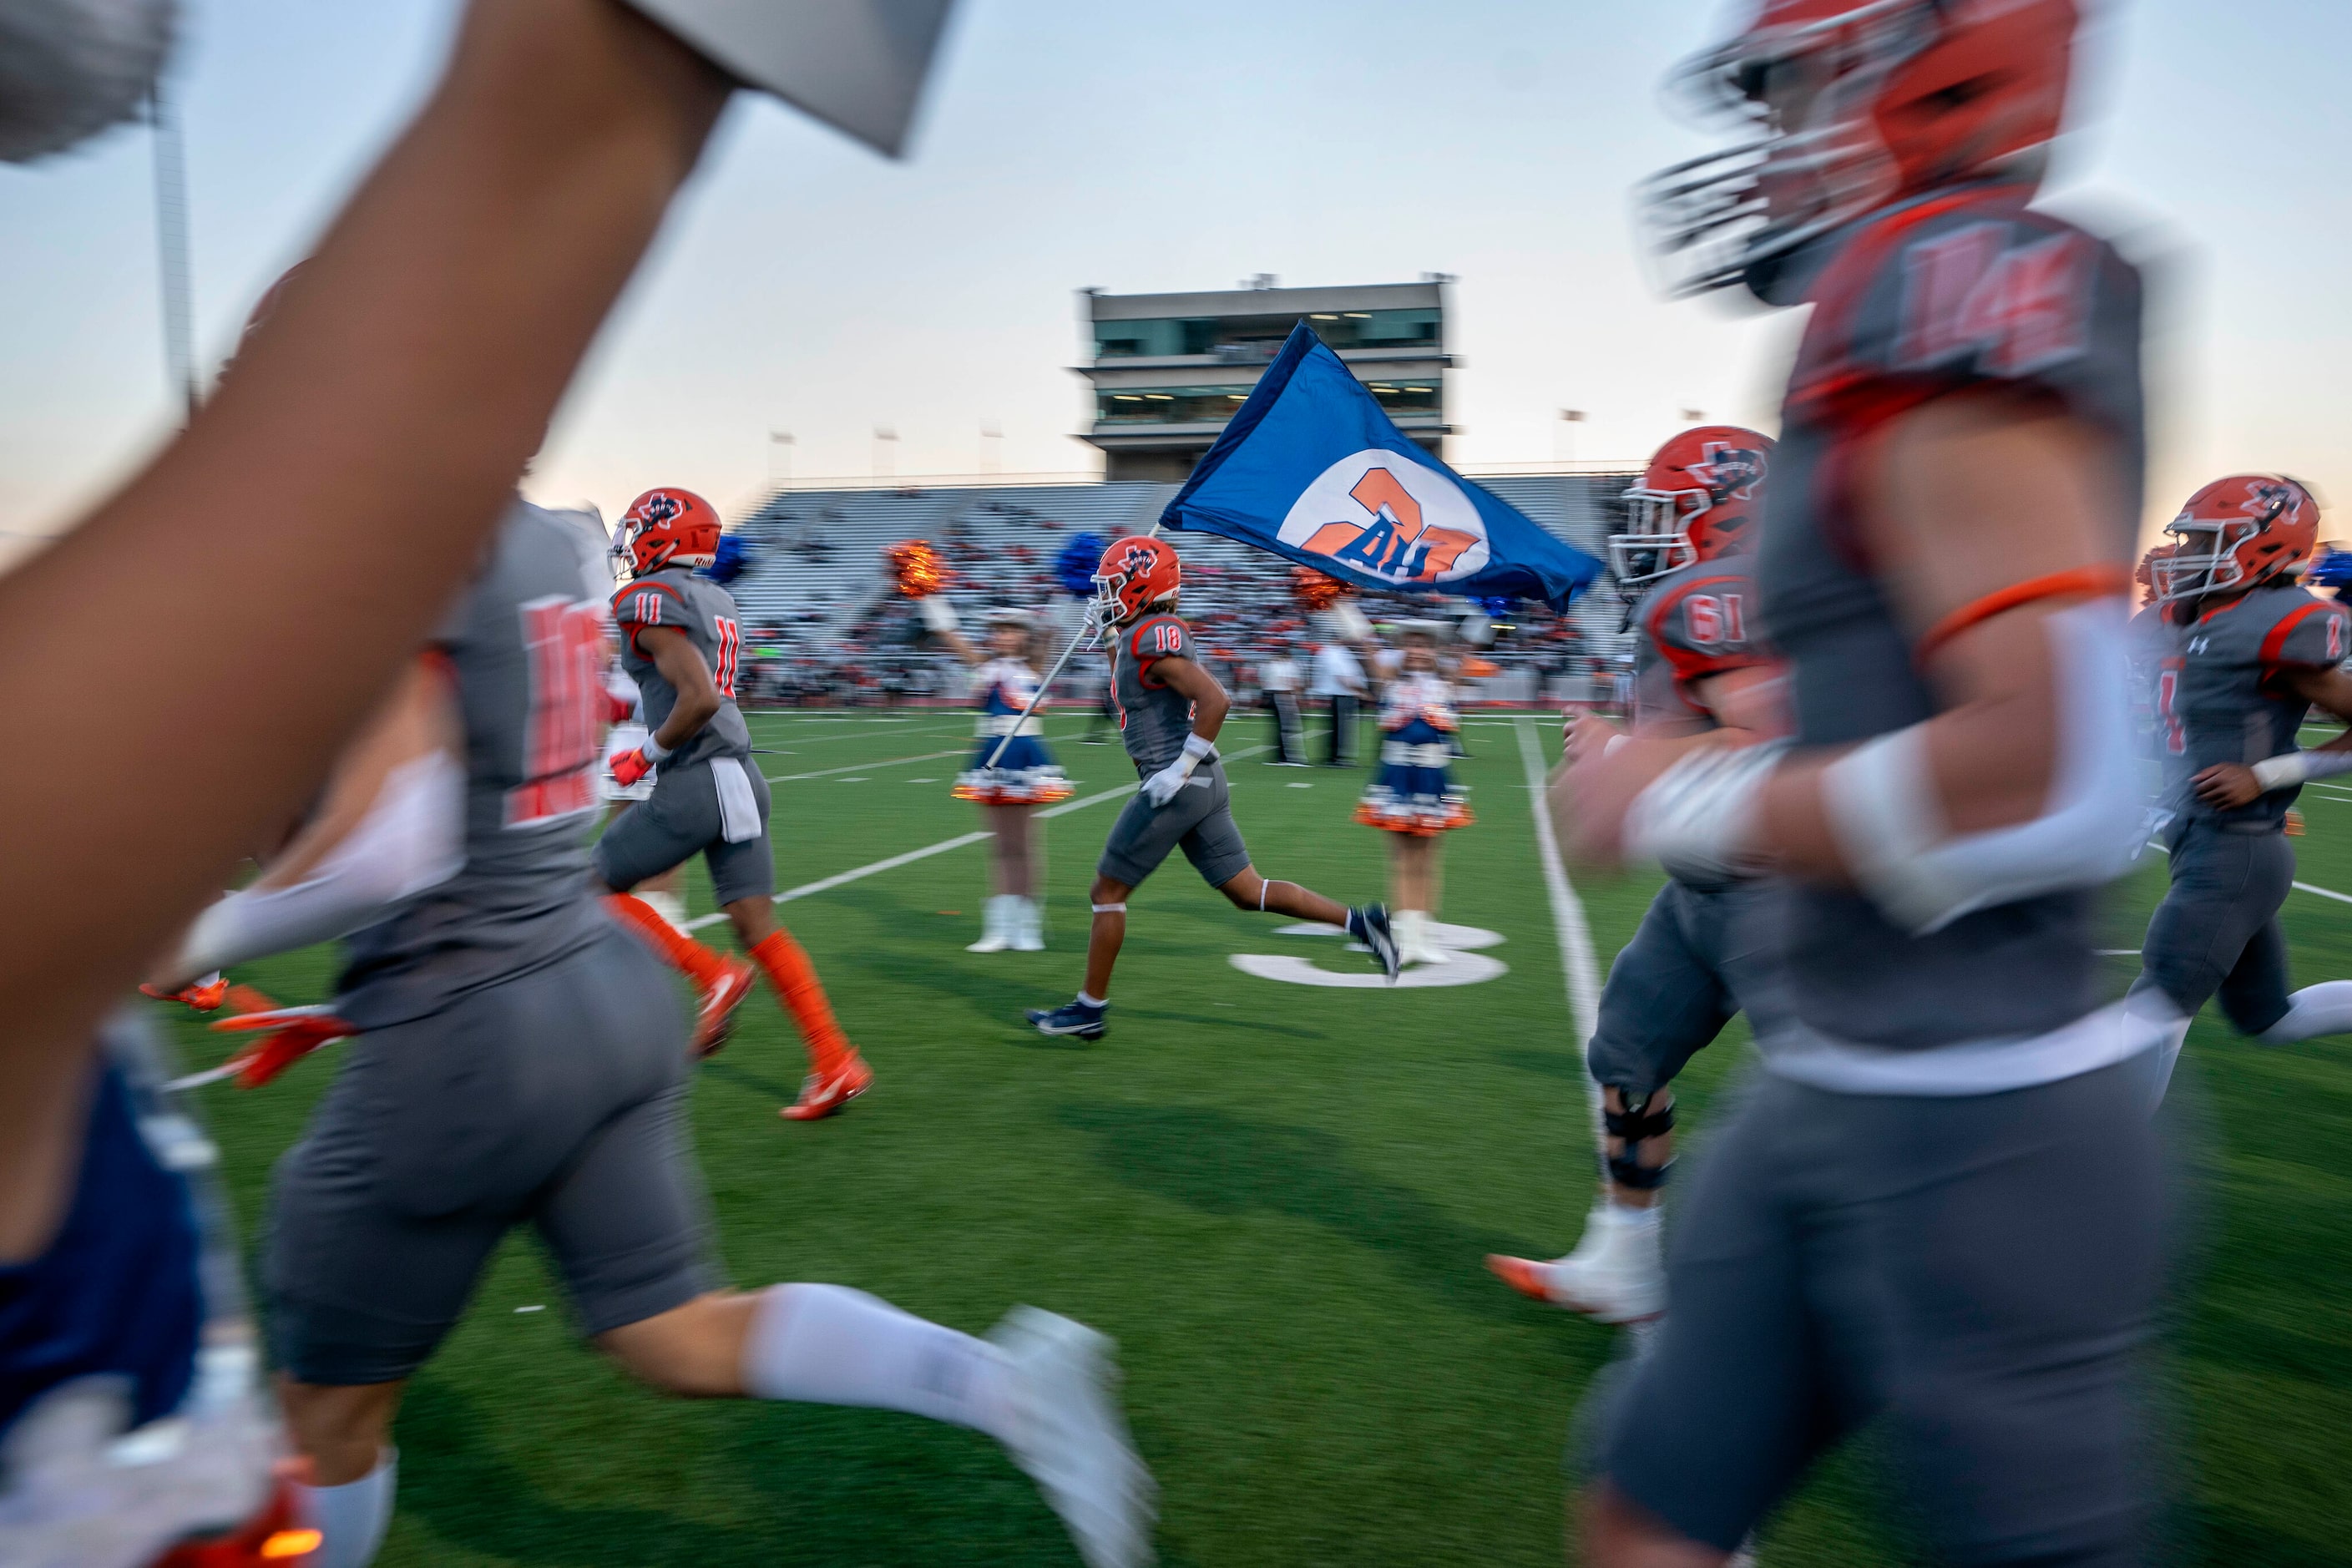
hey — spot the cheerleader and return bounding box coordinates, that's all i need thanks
[1353,620,1471,966]
[935,606,1072,952]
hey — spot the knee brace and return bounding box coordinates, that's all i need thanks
[1601,1092,1676,1191]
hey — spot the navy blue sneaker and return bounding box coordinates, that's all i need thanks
[1029,997,1109,1040]
[1348,905,1402,982]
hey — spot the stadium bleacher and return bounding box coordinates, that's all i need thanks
[723,473,1640,706]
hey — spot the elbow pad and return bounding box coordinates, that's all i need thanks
[1823,600,2144,935]
[178,751,465,974]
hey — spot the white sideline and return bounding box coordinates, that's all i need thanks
[1515,721,1606,1141]
[675,745,1272,930]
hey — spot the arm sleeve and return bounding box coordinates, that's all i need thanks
[173,751,466,976]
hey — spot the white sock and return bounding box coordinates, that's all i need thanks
[741,1284,1017,1444]
[298,1450,397,1568]
[2259,981,2352,1044]
[1076,991,1105,1009]
[642,889,688,930]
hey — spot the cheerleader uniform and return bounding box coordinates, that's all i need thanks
[1355,671,1472,835]
[954,659,1072,807]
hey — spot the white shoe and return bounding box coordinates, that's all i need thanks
[1394,909,1446,967]
[1012,897,1044,952]
[968,895,1014,953]
[988,1307,1156,1568]
[1490,1205,1665,1324]
[641,888,690,934]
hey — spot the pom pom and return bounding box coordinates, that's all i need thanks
[2308,546,2352,589]
[884,539,955,599]
[1055,532,1107,599]
[1291,566,1354,615]
[699,533,753,585]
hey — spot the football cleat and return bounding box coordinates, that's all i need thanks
[693,956,758,1059]
[987,1307,1157,1568]
[779,1050,873,1120]
[1348,905,1403,982]
[1486,1206,1666,1325]
[141,974,230,1012]
[1029,998,1107,1041]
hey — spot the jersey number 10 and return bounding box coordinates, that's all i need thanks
[508,597,607,827]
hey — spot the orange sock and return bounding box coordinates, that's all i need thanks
[605,893,725,985]
[751,928,852,1073]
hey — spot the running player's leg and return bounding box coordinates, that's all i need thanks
[544,933,1153,1566]
[2131,821,2279,1029]
[595,767,756,1052]
[1492,882,1737,1320]
[2207,831,2352,1042]
[704,771,870,1118]
[1029,781,1188,1035]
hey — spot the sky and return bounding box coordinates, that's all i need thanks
[3,0,2350,549]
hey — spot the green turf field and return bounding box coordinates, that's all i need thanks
[163,709,2352,1566]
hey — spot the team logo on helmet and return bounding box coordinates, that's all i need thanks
[1277,450,1491,587]
[1685,443,1768,508]
[2243,482,2303,525]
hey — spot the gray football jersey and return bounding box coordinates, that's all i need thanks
[338,503,611,1028]
[1631,554,1771,735]
[1753,186,2146,1052]
[2156,582,2349,831]
[611,567,752,769]
[1110,613,1199,775]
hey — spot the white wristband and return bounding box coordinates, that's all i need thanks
[1182,734,1217,766]
[2252,753,2310,792]
[1623,741,1787,883]
[640,734,675,764]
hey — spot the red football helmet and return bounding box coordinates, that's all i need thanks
[1639,0,2081,296]
[1091,535,1181,628]
[616,488,722,579]
[1611,426,1775,593]
[2154,476,2322,607]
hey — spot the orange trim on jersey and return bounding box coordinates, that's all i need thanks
[2258,598,2344,678]
[1915,564,2131,663]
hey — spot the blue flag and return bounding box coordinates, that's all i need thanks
[1158,323,1601,611]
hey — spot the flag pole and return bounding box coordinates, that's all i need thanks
[979,518,1163,771]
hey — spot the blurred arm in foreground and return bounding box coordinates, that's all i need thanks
[0,0,727,1258]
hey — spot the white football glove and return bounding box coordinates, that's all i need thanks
[1142,735,1216,807]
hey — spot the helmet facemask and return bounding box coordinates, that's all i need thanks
[1639,0,1948,298]
[1609,487,1707,595]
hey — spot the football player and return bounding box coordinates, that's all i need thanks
[1565,2,2170,1561]
[2132,477,2352,1061]
[1028,536,1399,1039]
[594,488,873,1121]
[1490,427,1783,1325]
[142,501,1154,1568]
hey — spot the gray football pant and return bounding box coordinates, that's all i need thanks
[2131,817,2294,1035]
[1599,1052,2168,1565]
[1586,878,1774,1099]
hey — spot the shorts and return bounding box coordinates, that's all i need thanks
[1586,878,1774,1098]
[1597,1051,2167,1563]
[2130,816,2295,1035]
[265,924,720,1385]
[594,755,775,907]
[1096,761,1251,888]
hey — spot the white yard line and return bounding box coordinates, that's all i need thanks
[675,766,1193,931]
[764,750,962,783]
[1515,721,1606,1141]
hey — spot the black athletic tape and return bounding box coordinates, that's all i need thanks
[1606,1151,1672,1191]
[1602,1098,1676,1143]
